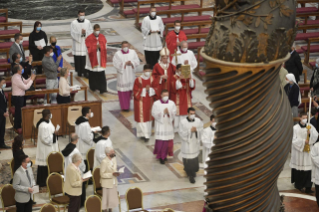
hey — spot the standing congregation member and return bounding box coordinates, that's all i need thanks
[311,140,319,207]
[85,24,107,95]
[171,64,195,132]
[50,36,63,69]
[29,21,47,73]
[35,109,59,187]
[100,147,120,212]
[11,65,36,130]
[284,42,303,83]
[11,53,33,79]
[113,41,140,111]
[12,135,27,174]
[9,33,26,63]
[172,41,198,73]
[310,107,318,132]
[165,20,187,61]
[94,126,113,169]
[311,58,319,95]
[179,107,203,183]
[71,9,93,78]
[152,89,177,164]
[42,46,62,104]
[133,64,157,142]
[284,73,301,119]
[57,68,72,104]
[0,77,9,149]
[201,115,216,164]
[141,7,164,68]
[64,153,89,212]
[13,155,36,212]
[152,47,175,98]
[290,112,318,193]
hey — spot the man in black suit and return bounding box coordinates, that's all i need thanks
[0,77,10,149]
[284,44,303,83]
[11,53,33,79]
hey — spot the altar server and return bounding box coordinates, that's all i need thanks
[71,9,93,78]
[179,107,203,184]
[171,64,195,131]
[85,24,107,95]
[201,115,216,163]
[152,47,175,98]
[290,112,318,193]
[93,126,113,169]
[141,7,164,68]
[165,20,187,61]
[133,64,157,141]
[152,89,176,164]
[311,140,319,206]
[172,41,198,73]
[35,109,59,187]
[113,41,140,111]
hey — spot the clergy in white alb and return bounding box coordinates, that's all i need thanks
[172,41,198,73]
[141,7,164,68]
[290,112,318,193]
[93,126,113,169]
[179,107,203,184]
[201,114,216,166]
[311,141,319,206]
[35,109,59,187]
[113,41,140,111]
[70,9,93,77]
[85,24,107,94]
[152,89,177,164]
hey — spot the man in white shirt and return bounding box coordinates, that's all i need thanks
[94,126,113,169]
[179,107,203,183]
[201,114,216,165]
[70,9,93,78]
[172,41,198,73]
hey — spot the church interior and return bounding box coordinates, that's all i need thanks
[0,0,319,211]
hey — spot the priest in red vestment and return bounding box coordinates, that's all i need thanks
[171,64,195,131]
[152,47,176,99]
[85,24,107,94]
[133,64,158,142]
[165,20,187,61]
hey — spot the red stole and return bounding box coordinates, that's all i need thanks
[165,30,187,60]
[85,33,107,68]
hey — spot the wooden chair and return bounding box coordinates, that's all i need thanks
[84,195,101,212]
[39,203,56,212]
[5,116,14,140]
[161,209,175,212]
[67,106,82,141]
[47,173,69,212]
[0,184,16,212]
[47,152,64,176]
[31,109,43,145]
[9,158,14,179]
[86,148,95,188]
[126,187,148,211]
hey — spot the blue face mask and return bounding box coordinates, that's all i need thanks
[36,27,41,31]
[20,57,22,62]
[316,64,318,68]
[27,162,31,168]
[21,69,24,74]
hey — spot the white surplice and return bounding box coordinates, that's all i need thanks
[35,121,59,166]
[179,117,203,159]
[93,137,113,169]
[290,123,318,171]
[64,147,86,178]
[151,100,177,140]
[171,50,198,72]
[70,19,93,56]
[85,35,107,72]
[75,119,95,158]
[141,16,164,51]
[113,50,140,92]
[201,126,216,163]
[311,142,319,185]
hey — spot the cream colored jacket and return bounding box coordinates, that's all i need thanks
[64,163,82,196]
[100,157,118,188]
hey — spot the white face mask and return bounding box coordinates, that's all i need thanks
[49,52,54,57]
[122,47,128,52]
[175,26,181,31]
[301,118,307,125]
[50,114,52,119]
[162,96,169,102]
[212,122,216,128]
[79,15,85,20]
[19,40,23,44]
[90,112,94,118]
[27,162,31,168]
[189,114,195,120]
[144,72,151,77]
[94,31,100,36]
[182,48,188,52]
[151,12,156,17]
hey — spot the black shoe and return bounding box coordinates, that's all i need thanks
[296,188,304,193]
[32,200,36,205]
[144,138,149,142]
[164,158,167,161]
[159,158,165,164]
[189,176,195,184]
[0,145,11,149]
[305,189,314,194]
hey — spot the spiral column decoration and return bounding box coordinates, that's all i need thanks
[201,0,297,211]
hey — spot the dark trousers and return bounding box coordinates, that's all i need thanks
[316,184,319,207]
[74,56,87,77]
[31,49,44,74]
[88,71,107,93]
[12,96,26,129]
[67,194,81,212]
[57,94,71,104]
[16,198,32,212]
[183,157,199,178]
[144,50,160,69]
[0,116,5,146]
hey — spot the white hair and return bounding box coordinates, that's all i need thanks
[105,146,114,155]
[180,40,188,47]
[72,153,82,164]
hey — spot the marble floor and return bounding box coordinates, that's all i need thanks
[1,0,319,211]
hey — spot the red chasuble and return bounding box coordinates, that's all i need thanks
[85,33,107,68]
[165,30,187,61]
[133,76,158,123]
[171,75,195,116]
[152,63,176,99]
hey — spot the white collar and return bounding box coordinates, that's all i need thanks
[21,165,27,172]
